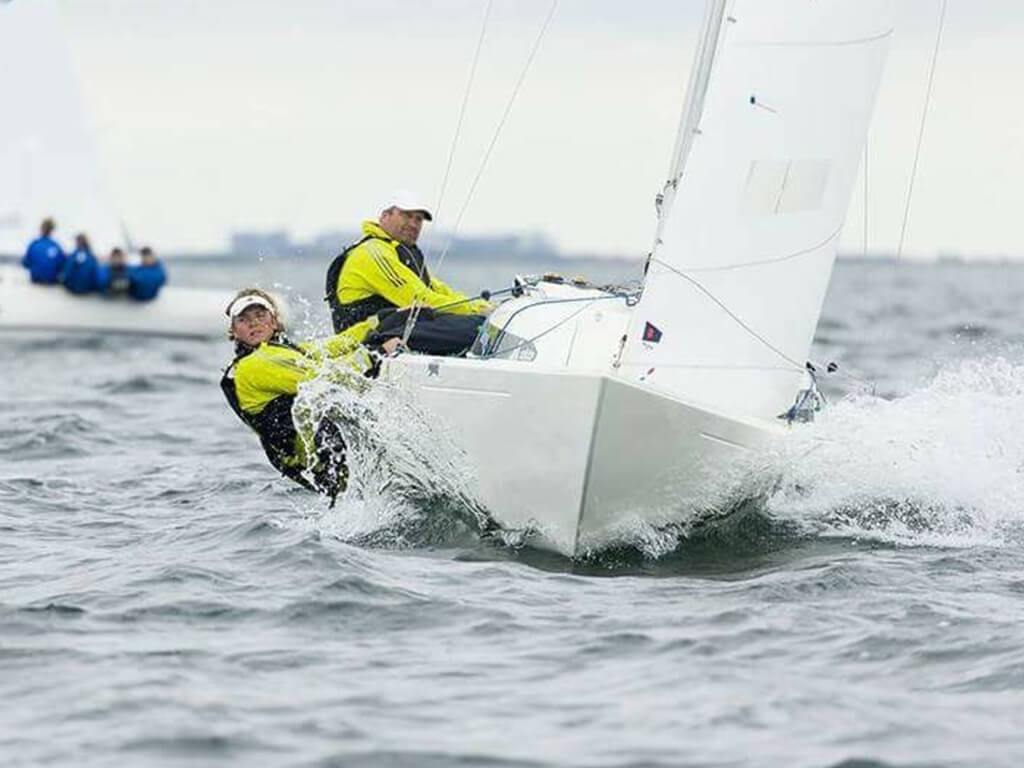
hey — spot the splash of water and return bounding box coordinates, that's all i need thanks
[272,283,329,339]
[292,363,491,547]
[767,356,1024,547]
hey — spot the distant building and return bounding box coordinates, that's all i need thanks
[430,233,559,262]
[230,230,294,257]
[309,231,358,257]
[226,227,572,262]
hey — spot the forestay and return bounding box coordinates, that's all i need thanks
[0,0,122,256]
[619,0,892,422]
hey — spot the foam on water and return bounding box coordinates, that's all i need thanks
[291,365,492,548]
[767,355,1024,548]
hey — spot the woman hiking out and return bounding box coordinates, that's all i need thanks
[220,288,399,503]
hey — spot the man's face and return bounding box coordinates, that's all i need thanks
[379,207,426,245]
[232,306,278,346]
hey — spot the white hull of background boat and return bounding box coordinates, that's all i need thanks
[0,265,231,339]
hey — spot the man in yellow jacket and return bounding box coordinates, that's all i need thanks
[221,288,400,503]
[325,191,490,355]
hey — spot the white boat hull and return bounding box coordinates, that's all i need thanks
[0,265,231,339]
[381,353,781,557]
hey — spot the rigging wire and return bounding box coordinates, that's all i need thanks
[427,0,494,244]
[483,294,624,360]
[403,0,560,346]
[863,144,869,258]
[645,257,877,394]
[896,0,948,260]
[646,256,806,374]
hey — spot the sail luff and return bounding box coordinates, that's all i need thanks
[655,0,729,230]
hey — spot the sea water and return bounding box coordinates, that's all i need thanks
[2,256,1024,767]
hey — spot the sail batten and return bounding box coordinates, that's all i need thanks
[622,0,893,421]
[736,28,894,48]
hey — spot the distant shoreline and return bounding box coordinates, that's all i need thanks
[2,252,1022,266]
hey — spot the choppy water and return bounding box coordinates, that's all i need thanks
[3,257,1024,767]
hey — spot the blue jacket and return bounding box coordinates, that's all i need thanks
[62,247,101,294]
[129,262,167,301]
[97,264,131,296]
[21,236,66,284]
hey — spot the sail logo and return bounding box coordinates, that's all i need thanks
[642,322,662,344]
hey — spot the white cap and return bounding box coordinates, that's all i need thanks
[226,293,276,319]
[381,189,433,221]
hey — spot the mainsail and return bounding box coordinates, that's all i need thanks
[620,0,892,421]
[0,0,122,256]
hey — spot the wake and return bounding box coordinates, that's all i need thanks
[766,356,1024,548]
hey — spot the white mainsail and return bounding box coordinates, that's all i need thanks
[620,0,892,421]
[0,0,122,256]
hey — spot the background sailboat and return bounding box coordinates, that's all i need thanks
[0,0,121,254]
[0,0,231,337]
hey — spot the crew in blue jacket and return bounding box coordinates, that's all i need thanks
[129,246,167,301]
[97,247,131,297]
[61,233,101,294]
[21,218,65,284]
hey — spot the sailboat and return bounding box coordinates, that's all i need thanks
[372,0,894,556]
[0,0,231,339]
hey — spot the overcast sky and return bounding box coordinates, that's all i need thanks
[49,1,1024,258]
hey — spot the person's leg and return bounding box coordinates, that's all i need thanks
[369,311,486,357]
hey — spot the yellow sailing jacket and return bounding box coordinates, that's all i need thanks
[335,220,490,316]
[233,317,376,415]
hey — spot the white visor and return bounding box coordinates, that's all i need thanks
[382,189,433,221]
[226,294,276,319]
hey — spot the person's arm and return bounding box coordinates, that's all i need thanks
[296,318,382,384]
[341,241,477,312]
[89,259,103,292]
[21,242,32,268]
[315,316,379,358]
[428,276,491,315]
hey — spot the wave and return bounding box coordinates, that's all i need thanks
[766,355,1024,548]
[289,370,493,549]
[100,372,215,394]
[0,411,114,459]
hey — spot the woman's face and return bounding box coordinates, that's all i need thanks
[232,305,278,346]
